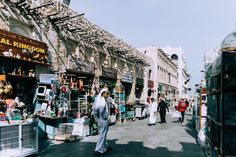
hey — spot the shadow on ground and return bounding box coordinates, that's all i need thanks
[38,138,204,157]
[38,115,204,157]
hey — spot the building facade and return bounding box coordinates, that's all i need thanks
[138,47,178,102]
[162,46,190,97]
[0,0,147,106]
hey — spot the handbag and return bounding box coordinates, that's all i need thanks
[171,110,181,118]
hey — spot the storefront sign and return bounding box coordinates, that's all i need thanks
[0,29,48,63]
[121,73,133,83]
[0,37,45,53]
[102,67,117,79]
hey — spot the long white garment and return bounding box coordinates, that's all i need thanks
[149,101,158,124]
[91,88,109,153]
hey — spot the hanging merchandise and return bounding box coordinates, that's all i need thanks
[61,85,67,93]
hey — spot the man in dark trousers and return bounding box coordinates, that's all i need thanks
[157,96,169,125]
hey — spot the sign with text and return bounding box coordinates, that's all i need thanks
[121,73,133,83]
[0,29,48,63]
[102,67,117,79]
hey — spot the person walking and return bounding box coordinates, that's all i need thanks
[157,96,169,124]
[176,98,188,124]
[148,98,158,126]
[91,88,112,156]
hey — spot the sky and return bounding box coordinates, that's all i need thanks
[70,0,236,93]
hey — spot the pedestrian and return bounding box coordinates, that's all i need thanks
[148,98,158,126]
[157,95,169,124]
[91,88,112,156]
[176,97,188,124]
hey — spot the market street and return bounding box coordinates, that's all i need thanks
[38,113,205,157]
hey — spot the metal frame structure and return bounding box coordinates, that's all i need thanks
[0,122,38,157]
[205,51,236,157]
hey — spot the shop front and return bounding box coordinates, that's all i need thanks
[100,66,117,93]
[135,78,144,99]
[0,28,50,111]
[121,72,135,120]
[100,67,117,123]
[135,78,145,119]
[0,29,50,156]
[121,72,133,102]
[65,60,95,115]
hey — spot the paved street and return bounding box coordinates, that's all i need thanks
[38,113,205,157]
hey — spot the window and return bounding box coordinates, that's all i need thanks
[168,73,171,83]
[148,70,151,79]
[9,19,32,38]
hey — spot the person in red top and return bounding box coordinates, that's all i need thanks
[176,98,188,124]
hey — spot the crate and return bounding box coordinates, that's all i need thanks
[207,74,221,92]
[207,93,220,122]
[223,93,236,124]
[57,123,74,135]
[224,127,236,156]
[222,52,236,89]
[0,123,38,157]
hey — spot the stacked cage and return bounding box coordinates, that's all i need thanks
[206,51,236,157]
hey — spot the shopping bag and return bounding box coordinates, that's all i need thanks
[171,110,181,118]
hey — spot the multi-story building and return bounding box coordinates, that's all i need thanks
[140,55,156,104]
[138,47,178,102]
[162,46,190,96]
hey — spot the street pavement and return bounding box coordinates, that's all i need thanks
[38,113,205,157]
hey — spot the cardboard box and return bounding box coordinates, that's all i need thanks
[0,75,6,81]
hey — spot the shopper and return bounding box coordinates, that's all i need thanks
[91,88,112,156]
[157,96,169,124]
[148,98,158,126]
[176,98,188,124]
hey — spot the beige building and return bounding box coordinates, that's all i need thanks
[138,47,178,103]
[157,48,178,97]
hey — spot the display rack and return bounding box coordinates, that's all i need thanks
[205,51,236,157]
[78,95,88,115]
[0,122,38,157]
[115,92,126,123]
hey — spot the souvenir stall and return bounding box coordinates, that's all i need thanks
[34,59,95,140]
[100,67,117,91]
[0,29,50,156]
[114,81,125,123]
[121,72,135,121]
[100,67,117,123]
[65,66,94,115]
[135,78,146,119]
